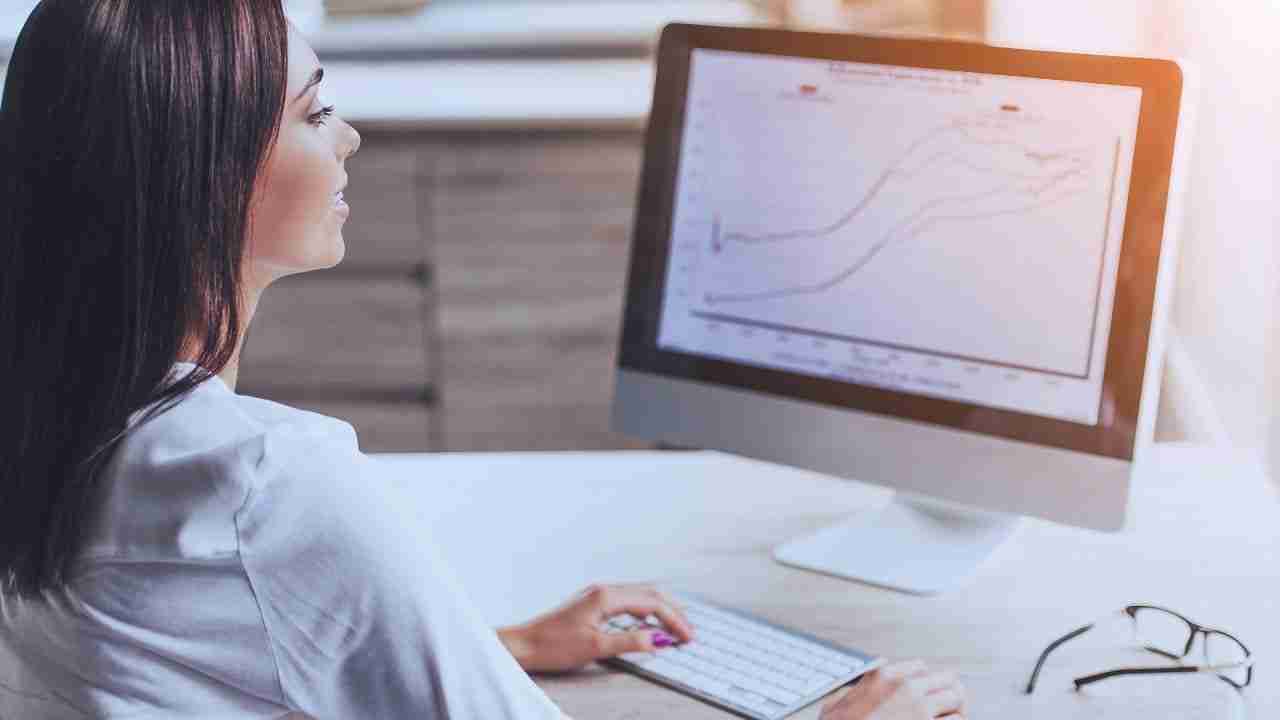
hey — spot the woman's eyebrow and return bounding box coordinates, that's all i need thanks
[292,68,324,105]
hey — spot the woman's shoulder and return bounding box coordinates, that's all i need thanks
[231,387,355,440]
[80,368,361,564]
[129,367,355,452]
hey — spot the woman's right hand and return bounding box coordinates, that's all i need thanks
[819,661,967,720]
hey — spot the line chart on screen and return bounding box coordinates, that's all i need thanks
[668,96,1126,378]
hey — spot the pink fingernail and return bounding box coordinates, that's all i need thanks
[652,632,675,647]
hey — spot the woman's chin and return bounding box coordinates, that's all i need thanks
[320,235,346,269]
[307,232,346,271]
[251,233,347,281]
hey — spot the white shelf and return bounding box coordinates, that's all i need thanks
[305,0,763,56]
[324,57,655,129]
[0,56,655,129]
[307,1,757,127]
[307,0,766,128]
[0,2,764,60]
[3,2,766,128]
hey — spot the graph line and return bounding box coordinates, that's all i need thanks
[722,123,1091,247]
[705,168,1089,305]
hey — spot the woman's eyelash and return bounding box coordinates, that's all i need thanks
[309,104,336,126]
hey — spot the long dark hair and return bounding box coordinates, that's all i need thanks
[0,0,290,596]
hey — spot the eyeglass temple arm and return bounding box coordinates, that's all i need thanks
[1025,622,1095,694]
[1073,664,1200,690]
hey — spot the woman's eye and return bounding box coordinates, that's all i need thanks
[309,104,336,126]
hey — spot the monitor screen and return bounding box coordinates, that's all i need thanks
[655,49,1143,427]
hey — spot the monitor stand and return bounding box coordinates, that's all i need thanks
[772,494,1020,595]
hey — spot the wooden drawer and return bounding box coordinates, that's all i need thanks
[433,131,643,180]
[429,132,642,219]
[432,203,633,255]
[432,172,639,219]
[443,328,619,406]
[238,272,432,395]
[438,278,622,341]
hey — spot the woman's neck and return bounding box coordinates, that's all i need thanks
[219,286,263,391]
[179,284,264,393]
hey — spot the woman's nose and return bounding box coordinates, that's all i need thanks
[341,121,361,160]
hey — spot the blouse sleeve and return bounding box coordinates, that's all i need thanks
[233,417,563,720]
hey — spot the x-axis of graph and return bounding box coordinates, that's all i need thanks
[689,311,1089,380]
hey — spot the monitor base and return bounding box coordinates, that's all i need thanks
[773,494,1020,595]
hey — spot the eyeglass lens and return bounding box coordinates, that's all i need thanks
[1132,607,1192,657]
[1205,631,1250,687]
[1132,607,1249,686]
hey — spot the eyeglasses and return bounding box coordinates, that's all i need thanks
[1025,605,1253,693]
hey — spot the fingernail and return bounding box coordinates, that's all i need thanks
[652,631,675,647]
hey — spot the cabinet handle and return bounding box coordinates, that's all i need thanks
[418,384,439,407]
[408,261,433,288]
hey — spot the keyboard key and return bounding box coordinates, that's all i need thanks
[776,674,811,693]
[725,685,767,710]
[819,658,858,676]
[618,651,656,665]
[780,659,809,678]
[755,680,802,706]
[647,657,684,676]
[804,674,837,694]
[668,660,695,677]
[766,671,797,692]
[762,698,791,715]
[686,673,730,697]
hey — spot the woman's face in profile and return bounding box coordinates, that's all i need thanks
[247,23,361,286]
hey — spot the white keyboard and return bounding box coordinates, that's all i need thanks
[601,592,882,720]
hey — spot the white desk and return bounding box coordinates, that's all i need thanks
[371,444,1277,719]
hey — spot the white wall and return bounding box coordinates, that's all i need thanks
[1147,0,1279,455]
[989,1,1280,456]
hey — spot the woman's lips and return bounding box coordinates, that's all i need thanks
[333,191,349,218]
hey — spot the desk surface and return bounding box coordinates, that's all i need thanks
[374,444,1276,718]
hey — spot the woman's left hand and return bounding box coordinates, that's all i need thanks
[498,583,696,673]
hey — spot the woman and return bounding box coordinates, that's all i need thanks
[0,1,967,718]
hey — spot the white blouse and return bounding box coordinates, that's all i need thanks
[0,363,564,719]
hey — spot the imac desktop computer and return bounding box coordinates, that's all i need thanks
[613,25,1196,595]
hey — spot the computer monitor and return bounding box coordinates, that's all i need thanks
[612,24,1195,594]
